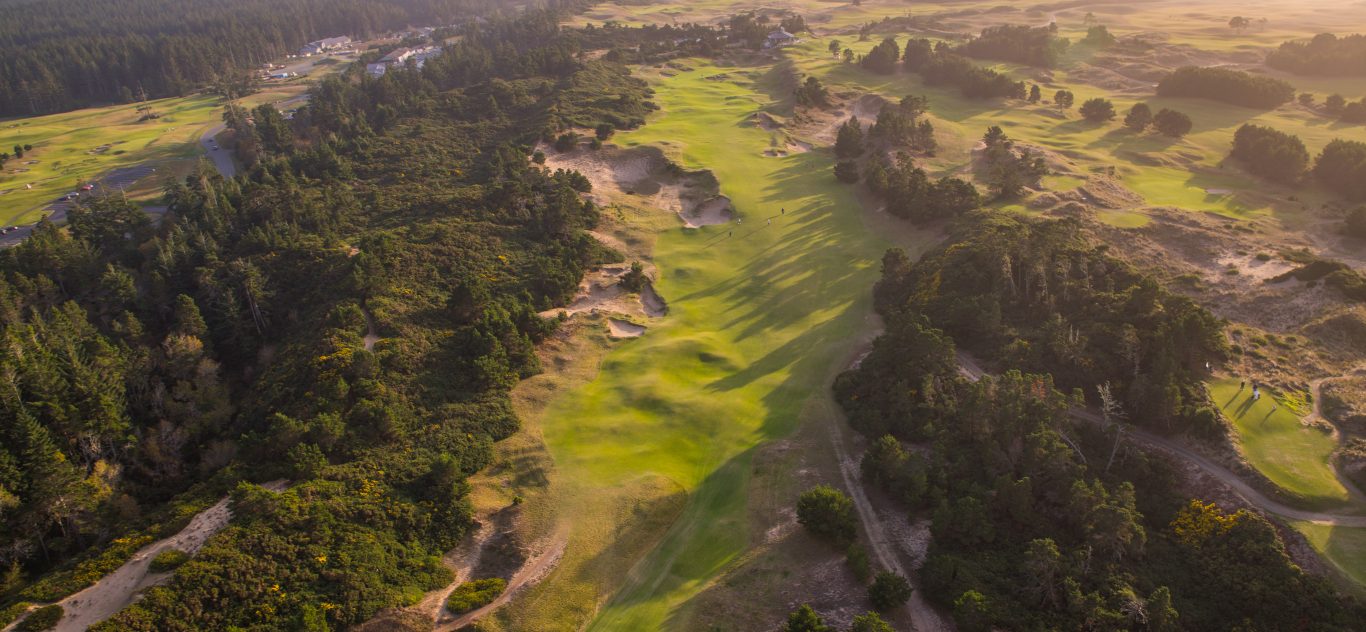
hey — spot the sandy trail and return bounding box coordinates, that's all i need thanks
[435,532,569,631]
[362,303,379,352]
[957,355,1366,526]
[11,481,289,632]
[823,394,953,632]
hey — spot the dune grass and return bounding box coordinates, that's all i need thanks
[1210,379,1349,509]
[491,57,926,631]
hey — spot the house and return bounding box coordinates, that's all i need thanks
[300,36,352,55]
[367,46,442,77]
[763,29,799,49]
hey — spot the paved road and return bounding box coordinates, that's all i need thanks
[0,164,160,248]
[199,124,236,178]
[955,351,1366,527]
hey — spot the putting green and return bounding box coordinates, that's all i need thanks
[506,58,923,630]
[1211,379,1349,508]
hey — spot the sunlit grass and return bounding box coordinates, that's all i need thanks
[1210,379,1349,509]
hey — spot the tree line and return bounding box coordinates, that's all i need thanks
[1224,124,1366,201]
[0,0,513,117]
[1268,33,1366,77]
[1,5,657,629]
[1156,66,1295,109]
[823,210,1364,630]
[957,24,1070,68]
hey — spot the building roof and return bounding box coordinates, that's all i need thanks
[767,28,797,40]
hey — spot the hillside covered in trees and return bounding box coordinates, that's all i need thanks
[0,5,655,629]
[0,0,505,117]
[834,211,1364,630]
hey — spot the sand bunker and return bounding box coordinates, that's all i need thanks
[607,318,646,338]
[681,196,734,228]
[641,282,668,317]
[538,265,668,320]
[538,143,728,230]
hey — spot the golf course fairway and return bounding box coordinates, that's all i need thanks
[504,59,924,630]
[1211,379,1350,509]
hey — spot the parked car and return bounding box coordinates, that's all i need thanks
[80,183,95,191]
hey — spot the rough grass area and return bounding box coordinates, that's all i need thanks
[1211,379,1349,508]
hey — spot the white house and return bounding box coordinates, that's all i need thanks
[300,36,352,55]
[763,29,799,49]
[367,46,442,77]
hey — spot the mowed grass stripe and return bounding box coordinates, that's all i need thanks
[508,58,896,631]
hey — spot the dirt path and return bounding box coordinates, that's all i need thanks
[361,303,379,352]
[0,481,289,632]
[957,354,1366,526]
[434,531,568,631]
[824,397,953,632]
[420,522,494,628]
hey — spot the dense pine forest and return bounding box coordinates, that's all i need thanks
[0,0,507,117]
[0,5,656,629]
[833,211,1365,630]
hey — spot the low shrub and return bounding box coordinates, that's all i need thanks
[446,578,506,614]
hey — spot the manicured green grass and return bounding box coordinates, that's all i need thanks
[0,95,222,224]
[502,58,930,631]
[1210,379,1349,509]
[1097,210,1150,228]
[1290,522,1366,596]
[0,84,314,226]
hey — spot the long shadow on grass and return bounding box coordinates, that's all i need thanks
[589,300,872,628]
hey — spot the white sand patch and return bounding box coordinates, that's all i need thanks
[607,318,646,338]
[680,196,733,228]
[1214,252,1297,284]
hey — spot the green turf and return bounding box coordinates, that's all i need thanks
[1210,379,1349,509]
[1096,210,1150,228]
[1290,522,1366,596]
[0,95,225,224]
[0,78,322,226]
[508,57,928,631]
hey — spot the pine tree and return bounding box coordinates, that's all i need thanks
[835,116,864,158]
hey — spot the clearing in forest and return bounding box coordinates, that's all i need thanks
[491,57,917,631]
